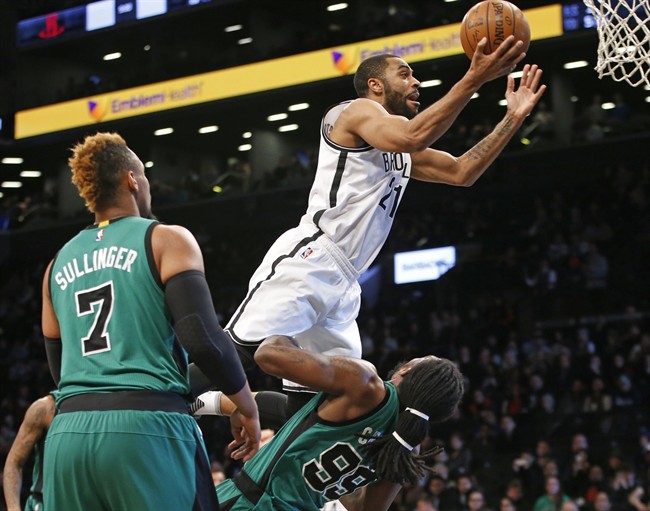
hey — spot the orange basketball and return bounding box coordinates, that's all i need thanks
[460,1,530,59]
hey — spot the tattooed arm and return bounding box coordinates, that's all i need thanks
[3,395,55,511]
[410,64,546,186]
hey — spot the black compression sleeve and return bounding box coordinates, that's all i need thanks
[44,336,62,386]
[165,270,247,396]
[188,362,213,396]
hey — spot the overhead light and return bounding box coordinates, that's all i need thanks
[212,185,223,193]
[1,181,22,188]
[267,113,288,122]
[154,127,173,136]
[242,132,252,139]
[278,124,299,132]
[509,71,524,79]
[288,103,309,111]
[145,161,154,168]
[420,79,442,88]
[645,96,650,103]
[103,52,122,61]
[327,3,348,12]
[224,24,243,33]
[0,192,3,198]
[499,99,508,106]
[521,138,531,145]
[199,125,219,134]
[644,84,650,91]
[471,93,479,99]
[238,37,253,45]
[601,102,615,110]
[143,44,151,51]
[563,60,588,69]
[20,170,41,178]
[2,157,23,164]
[571,96,579,102]
[238,144,252,152]
[444,0,460,2]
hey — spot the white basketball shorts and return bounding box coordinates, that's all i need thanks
[225,225,362,392]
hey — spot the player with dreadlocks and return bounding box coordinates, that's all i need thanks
[193,335,464,510]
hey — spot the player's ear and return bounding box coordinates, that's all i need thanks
[127,171,138,192]
[368,78,383,95]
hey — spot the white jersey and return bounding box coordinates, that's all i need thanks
[299,100,412,274]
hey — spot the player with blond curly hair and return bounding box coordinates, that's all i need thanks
[41,132,260,511]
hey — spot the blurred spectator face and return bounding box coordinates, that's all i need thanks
[589,464,604,482]
[572,434,588,452]
[500,498,516,511]
[432,462,449,480]
[458,476,473,494]
[545,476,561,496]
[594,492,612,511]
[561,501,579,511]
[468,491,486,511]
[506,480,523,501]
[541,393,555,412]
[450,433,464,451]
[537,440,551,458]
[416,498,436,511]
[592,378,605,393]
[428,476,446,495]
[544,461,559,478]
[617,375,631,392]
[501,416,516,433]
[530,374,544,391]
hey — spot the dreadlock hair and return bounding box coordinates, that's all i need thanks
[353,53,398,98]
[363,357,464,485]
[68,132,138,213]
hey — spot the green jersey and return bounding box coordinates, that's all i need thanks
[49,217,189,405]
[217,383,399,510]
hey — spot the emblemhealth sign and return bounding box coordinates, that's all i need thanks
[15,4,562,139]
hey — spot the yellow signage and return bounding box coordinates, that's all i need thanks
[15,4,562,139]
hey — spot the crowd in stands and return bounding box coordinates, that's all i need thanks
[1,130,648,511]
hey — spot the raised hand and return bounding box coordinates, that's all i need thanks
[469,35,527,85]
[505,63,547,119]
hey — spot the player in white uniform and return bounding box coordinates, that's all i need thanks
[226,36,546,411]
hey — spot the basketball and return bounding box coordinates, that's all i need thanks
[460,1,531,59]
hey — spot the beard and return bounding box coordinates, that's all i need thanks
[385,87,418,119]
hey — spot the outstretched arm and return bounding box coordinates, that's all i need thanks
[336,36,527,153]
[3,396,55,511]
[411,64,546,185]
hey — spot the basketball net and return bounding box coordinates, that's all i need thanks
[582,0,650,88]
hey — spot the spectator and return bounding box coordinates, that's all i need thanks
[448,432,473,478]
[593,491,613,511]
[534,476,571,511]
[469,490,491,511]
